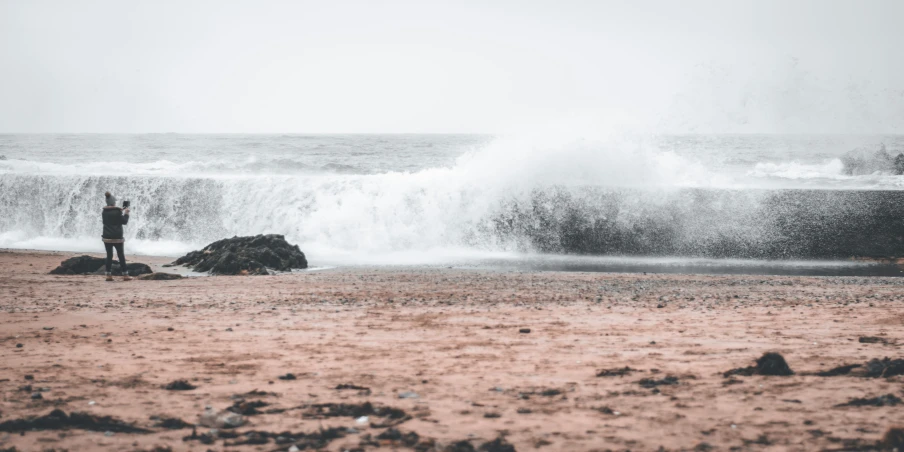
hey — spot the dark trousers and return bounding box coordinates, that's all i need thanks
[104,242,127,274]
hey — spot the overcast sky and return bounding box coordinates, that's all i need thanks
[1,0,902,133]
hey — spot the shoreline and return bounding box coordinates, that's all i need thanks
[1,249,902,451]
[4,246,904,278]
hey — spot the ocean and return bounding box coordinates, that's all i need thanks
[2,133,903,274]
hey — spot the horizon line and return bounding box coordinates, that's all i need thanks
[2,132,904,136]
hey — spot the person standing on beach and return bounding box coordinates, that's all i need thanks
[102,191,131,282]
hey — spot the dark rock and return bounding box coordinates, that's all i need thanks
[864,358,904,378]
[182,427,216,445]
[446,440,477,452]
[638,376,679,388]
[188,427,346,449]
[164,380,196,391]
[92,262,152,277]
[815,364,861,377]
[0,409,151,433]
[49,255,151,277]
[227,400,268,416]
[596,367,636,377]
[277,373,296,380]
[49,255,106,275]
[305,402,410,427]
[859,336,888,344]
[15,343,22,348]
[836,394,902,407]
[139,273,183,281]
[153,417,193,429]
[754,352,794,376]
[376,428,420,447]
[30,392,42,400]
[882,427,904,450]
[240,389,277,397]
[518,328,531,334]
[724,352,793,377]
[480,437,516,452]
[228,431,270,446]
[173,234,307,275]
[24,375,33,380]
[335,384,371,395]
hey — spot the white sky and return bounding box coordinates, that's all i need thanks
[1,0,902,133]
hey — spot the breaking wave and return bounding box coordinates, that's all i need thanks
[2,135,903,264]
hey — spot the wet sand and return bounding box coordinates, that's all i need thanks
[1,250,903,451]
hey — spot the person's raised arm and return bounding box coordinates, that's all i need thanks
[122,208,130,225]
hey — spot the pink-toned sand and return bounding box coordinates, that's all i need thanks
[1,250,902,451]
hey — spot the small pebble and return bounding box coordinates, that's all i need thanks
[31,392,43,400]
[15,344,23,348]
[24,375,34,380]
[519,328,531,334]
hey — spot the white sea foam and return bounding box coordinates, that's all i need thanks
[0,231,198,257]
[749,159,846,179]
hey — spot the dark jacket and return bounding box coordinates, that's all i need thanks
[102,206,129,240]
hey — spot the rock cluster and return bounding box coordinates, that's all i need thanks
[49,255,152,277]
[173,234,307,275]
[139,272,183,280]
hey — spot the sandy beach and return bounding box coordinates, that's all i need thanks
[1,249,903,451]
